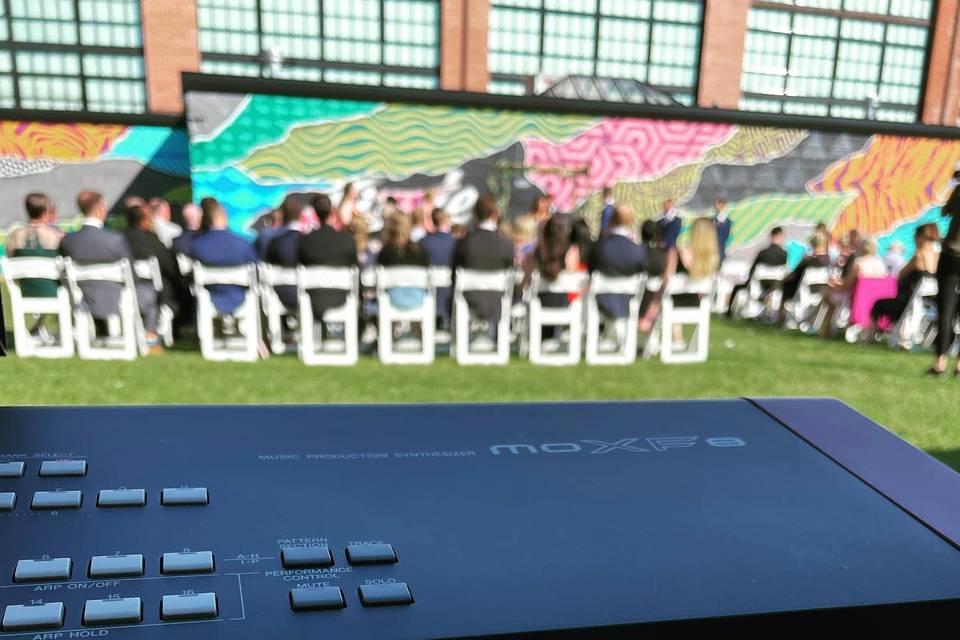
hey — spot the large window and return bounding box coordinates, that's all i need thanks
[487,0,703,105]
[196,0,440,89]
[0,0,146,112]
[740,0,934,122]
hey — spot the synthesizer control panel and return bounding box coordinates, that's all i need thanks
[2,400,960,637]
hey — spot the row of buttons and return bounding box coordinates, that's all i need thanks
[1,593,218,631]
[0,461,87,478]
[13,552,215,582]
[290,583,414,611]
[281,544,398,569]
[0,488,208,511]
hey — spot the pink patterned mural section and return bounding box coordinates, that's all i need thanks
[523,119,735,212]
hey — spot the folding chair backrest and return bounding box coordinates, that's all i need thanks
[376,266,430,292]
[259,263,297,287]
[67,261,128,284]
[531,271,587,296]
[800,266,829,287]
[455,268,513,293]
[666,273,714,296]
[132,257,163,291]
[429,266,453,288]
[193,263,255,287]
[720,259,750,283]
[753,264,788,282]
[298,265,357,291]
[2,256,62,282]
[176,253,193,276]
[589,272,642,295]
[917,275,938,298]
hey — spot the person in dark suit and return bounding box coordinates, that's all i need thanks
[264,195,305,309]
[59,190,133,331]
[712,199,733,262]
[297,194,358,324]
[588,206,646,319]
[657,199,682,250]
[188,197,258,315]
[599,186,615,234]
[254,208,284,260]
[452,194,514,324]
[726,226,788,318]
[122,204,179,344]
[420,208,456,325]
[930,177,960,377]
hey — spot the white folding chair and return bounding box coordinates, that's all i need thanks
[641,276,664,360]
[713,259,750,313]
[528,271,588,366]
[297,265,359,366]
[1,256,73,358]
[659,274,715,364]
[585,272,644,365]
[192,262,260,362]
[785,266,829,331]
[376,266,435,364]
[888,275,938,349]
[258,263,298,355]
[452,268,514,365]
[730,264,787,321]
[429,266,453,347]
[63,258,139,361]
[132,257,174,349]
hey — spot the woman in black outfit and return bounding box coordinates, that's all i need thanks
[930,180,960,377]
[777,231,830,326]
[872,223,939,329]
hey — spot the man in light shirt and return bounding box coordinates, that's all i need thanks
[149,198,182,249]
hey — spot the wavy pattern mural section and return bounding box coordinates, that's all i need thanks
[185,91,960,262]
[0,120,192,247]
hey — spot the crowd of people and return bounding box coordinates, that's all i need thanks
[2,182,959,376]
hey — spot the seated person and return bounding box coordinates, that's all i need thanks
[727,226,788,318]
[172,203,202,256]
[264,195,305,309]
[378,211,429,310]
[421,208,456,324]
[298,194,359,325]
[587,206,645,319]
[452,195,514,325]
[123,204,178,348]
[59,191,133,334]
[6,193,63,298]
[872,223,940,327]
[188,197,258,315]
[778,230,830,325]
[524,214,578,309]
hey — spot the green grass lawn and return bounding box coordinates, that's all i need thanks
[3,279,958,469]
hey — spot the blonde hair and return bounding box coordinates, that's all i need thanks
[860,236,878,256]
[810,230,829,252]
[382,211,411,252]
[350,215,369,253]
[512,215,538,245]
[687,217,720,280]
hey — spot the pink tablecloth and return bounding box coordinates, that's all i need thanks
[850,276,898,327]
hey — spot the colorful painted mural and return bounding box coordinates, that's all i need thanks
[0,120,191,250]
[185,91,960,263]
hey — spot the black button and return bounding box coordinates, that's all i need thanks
[358,583,413,607]
[281,547,333,569]
[345,544,397,565]
[289,587,345,611]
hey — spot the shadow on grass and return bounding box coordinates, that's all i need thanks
[927,449,960,472]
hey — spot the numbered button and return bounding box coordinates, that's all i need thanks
[31,491,82,510]
[2,603,64,631]
[83,597,142,625]
[14,558,72,583]
[0,462,25,478]
[97,489,146,508]
[161,488,208,506]
[0,492,15,512]
[161,593,218,620]
[161,551,214,575]
[89,554,144,578]
[39,461,87,477]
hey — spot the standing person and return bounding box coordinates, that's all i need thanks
[149,198,182,249]
[599,186,616,234]
[712,199,732,263]
[930,178,960,377]
[657,199,682,250]
[337,182,359,229]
